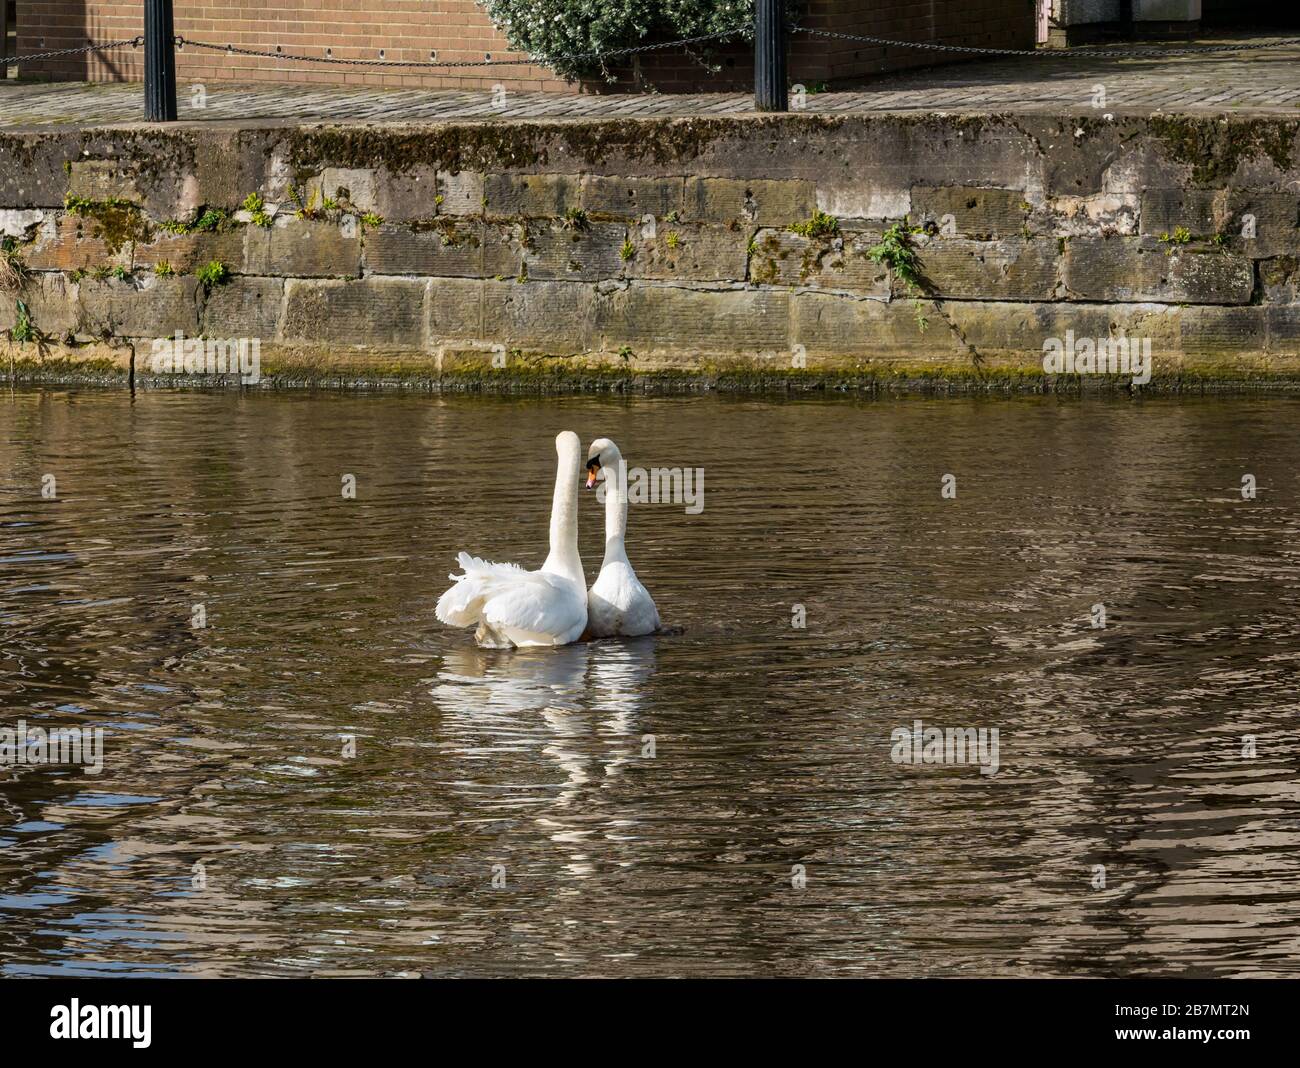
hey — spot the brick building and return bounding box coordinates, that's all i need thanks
[7,1,1034,93]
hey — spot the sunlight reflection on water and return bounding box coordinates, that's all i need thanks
[2,389,1299,977]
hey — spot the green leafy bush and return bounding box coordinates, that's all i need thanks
[481,0,767,80]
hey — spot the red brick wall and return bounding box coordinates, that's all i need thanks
[16,1,1034,92]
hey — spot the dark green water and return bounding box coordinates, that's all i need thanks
[2,388,1299,977]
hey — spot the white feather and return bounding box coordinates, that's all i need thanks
[585,438,660,638]
[436,434,587,649]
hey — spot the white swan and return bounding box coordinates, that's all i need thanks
[584,437,660,638]
[435,431,588,648]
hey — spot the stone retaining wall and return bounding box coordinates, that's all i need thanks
[1,113,1298,391]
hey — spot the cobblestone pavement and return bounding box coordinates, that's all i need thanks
[2,35,1300,128]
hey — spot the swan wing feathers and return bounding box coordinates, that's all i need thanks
[436,553,586,644]
[435,553,532,627]
[481,572,586,644]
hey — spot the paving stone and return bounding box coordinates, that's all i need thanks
[5,39,1300,131]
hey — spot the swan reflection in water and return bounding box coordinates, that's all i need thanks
[432,638,656,831]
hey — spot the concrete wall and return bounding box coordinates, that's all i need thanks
[16,1,1033,93]
[1,113,1298,391]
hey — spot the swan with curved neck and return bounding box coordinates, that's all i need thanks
[584,438,660,638]
[436,431,587,647]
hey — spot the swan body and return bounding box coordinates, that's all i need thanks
[585,438,660,638]
[436,432,587,648]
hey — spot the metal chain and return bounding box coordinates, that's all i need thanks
[5,28,1300,73]
[0,36,142,67]
[175,27,750,69]
[796,27,1300,58]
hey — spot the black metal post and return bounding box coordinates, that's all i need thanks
[754,0,787,112]
[144,0,177,121]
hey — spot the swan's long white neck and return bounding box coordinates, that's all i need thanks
[602,452,630,567]
[543,435,584,585]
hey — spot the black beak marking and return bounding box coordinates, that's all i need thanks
[585,456,601,472]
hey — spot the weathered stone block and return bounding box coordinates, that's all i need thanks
[1222,192,1300,258]
[132,227,245,273]
[25,215,132,271]
[247,218,362,277]
[370,165,439,222]
[1,338,131,375]
[184,129,276,221]
[914,237,1061,301]
[363,221,511,277]
[1180,305,1267,356]
[280,278,426,347]
[942,301,1182,362]
[749,229,889,297]
[437,171,485,216]
[911,187,1030,240]
[790,291,938,356]
[682,177,816,226]
[1045,193,1139,236]
[593,285,788,352]
[581,176,684,219]
[1266,305,1300,354]
[314,168,378,213]
[1064,238,1254,304]
[0,209,47,240]
[1259,255,1299,304]
[77,275,201,338]
[483,174,580,218]
[482,223,526,278]
[483,280,592,349]
[428,278,485,340]
[627,224,749,282]
[1140,189,1218,237]
[67,160,144,205]
[0,136,72,207]
[524,221,626,281]
[0,274,79,337]
[201,276,285,340]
